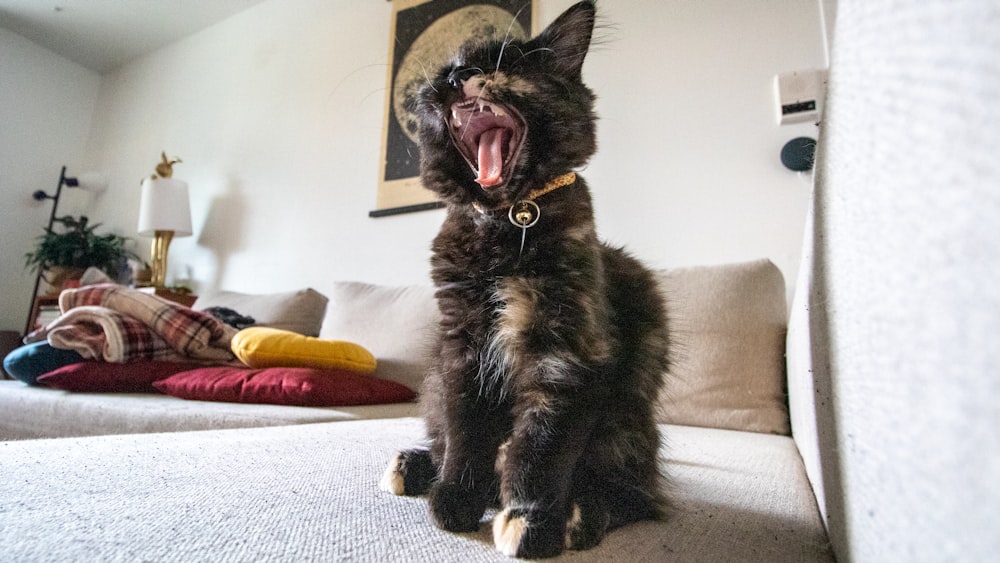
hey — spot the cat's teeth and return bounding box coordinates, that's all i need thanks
[472,101,506,118]
[452,109,462,127]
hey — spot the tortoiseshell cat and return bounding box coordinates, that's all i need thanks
[381,2,669,558]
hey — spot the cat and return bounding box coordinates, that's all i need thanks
[380,2,669,558]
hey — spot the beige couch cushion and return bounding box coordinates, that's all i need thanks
[656,259,789,434]
[319,261,789,434]
[320,282,440,393]
[0,419,831,561]
[193,288,329,337]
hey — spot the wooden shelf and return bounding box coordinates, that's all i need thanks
[26,294,61,335]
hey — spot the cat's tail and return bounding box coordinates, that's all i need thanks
[380,447,436,496]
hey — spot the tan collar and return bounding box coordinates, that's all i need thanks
[523,171,577,201]
[473,172,576,214]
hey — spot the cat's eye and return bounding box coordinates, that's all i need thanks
[447,67,481,89]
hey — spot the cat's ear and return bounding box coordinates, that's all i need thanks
[536,1,596,78]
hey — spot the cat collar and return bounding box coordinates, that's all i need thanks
[472,171,576,256]
[472,171,577,219]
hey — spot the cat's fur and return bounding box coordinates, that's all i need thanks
[380,2,669,558]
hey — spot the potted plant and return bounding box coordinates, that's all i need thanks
[24,215,136,289]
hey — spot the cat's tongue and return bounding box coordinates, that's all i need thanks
[476,128,507,188]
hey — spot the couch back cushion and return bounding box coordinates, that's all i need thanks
[319,282,439,393]
[193,288,328,337]
[319,260,788,435]
[655,259,789,435]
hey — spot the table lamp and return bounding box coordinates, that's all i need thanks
[137,153,192,287]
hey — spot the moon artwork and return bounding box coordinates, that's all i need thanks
[374,0,534,215]
[394,6,528,146]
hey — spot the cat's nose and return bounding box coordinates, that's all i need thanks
[461,76,489,99]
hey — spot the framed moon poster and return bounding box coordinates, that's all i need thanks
[372,0,536,217]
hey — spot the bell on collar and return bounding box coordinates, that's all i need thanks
[509,200,540,228]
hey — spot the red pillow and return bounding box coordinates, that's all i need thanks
[37,361,204,393]
[152,366,416,407]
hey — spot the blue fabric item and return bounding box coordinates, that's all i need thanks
[3,342,85,386]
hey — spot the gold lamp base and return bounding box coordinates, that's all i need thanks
[149,230,175,287]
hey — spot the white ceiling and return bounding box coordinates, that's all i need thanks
[0,0,271,73]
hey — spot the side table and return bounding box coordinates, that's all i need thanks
[136,287,197,308]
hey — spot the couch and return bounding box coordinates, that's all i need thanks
[5,2,997,559]
[0,259,834,562]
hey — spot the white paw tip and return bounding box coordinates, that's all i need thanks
[379,454,405,495]
[493,508,528,557]
[564,503,582,548]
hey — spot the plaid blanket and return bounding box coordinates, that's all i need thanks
[31,284,237,363]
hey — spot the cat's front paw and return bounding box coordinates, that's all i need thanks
[380,448,435,496]
[428,482,486,533]
[564,501,610,551]
[493,505,566,559]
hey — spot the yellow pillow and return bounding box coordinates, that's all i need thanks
[231,327,377,374]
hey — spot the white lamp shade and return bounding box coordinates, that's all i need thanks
[137,177,192,237]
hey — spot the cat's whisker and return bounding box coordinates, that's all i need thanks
[496,3,530,71]
[328,62,387,102]
[392,33,438,95]
[468,74,493,140]
[455,67,490,145]
[496,39,510,73]
[514,46,555,63]
[359,87,386,107]
[415,59,439,94]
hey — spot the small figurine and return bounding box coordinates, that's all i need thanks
[153,152,182,179]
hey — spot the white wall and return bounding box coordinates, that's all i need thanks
[558,0,825,288]
[4,0,826,331]
[0,28,101,333]
[82,0,409,296]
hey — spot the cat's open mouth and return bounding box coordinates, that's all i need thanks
[448,99,525,190]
